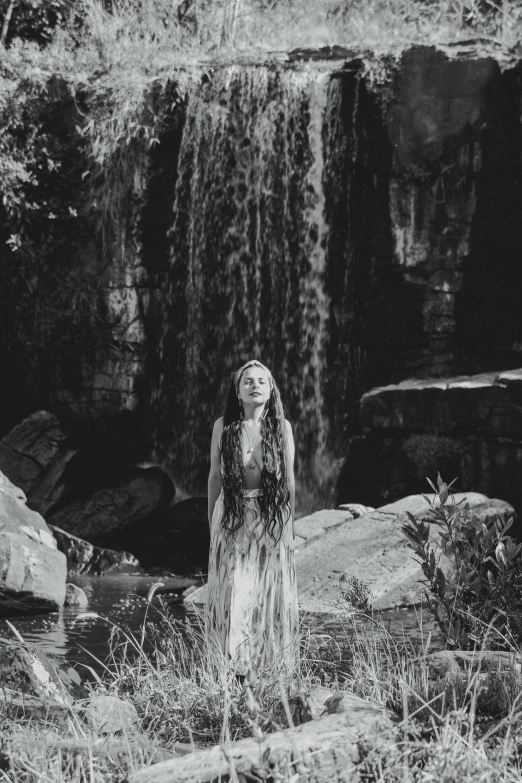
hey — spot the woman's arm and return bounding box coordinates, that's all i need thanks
[285,419,296,534]
[208,418,223,527]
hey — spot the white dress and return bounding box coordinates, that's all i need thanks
[205,487,299,676]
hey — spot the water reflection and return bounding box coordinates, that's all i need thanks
[0,574,199,675]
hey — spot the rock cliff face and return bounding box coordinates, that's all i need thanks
[0,46,521,513]
[0,411,76,515]
[0,413,176,577]
[339,368,522,530]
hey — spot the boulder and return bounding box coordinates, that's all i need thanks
[360,370,522,438]
[0,470,67,614]
[378,492,515,524]
[96,497,209,572]
[340,370,522,529]
[49,525,140,576]
[47,467,174,541]
[186,491,515,612]
[64,584,89,608]
[0,411,76,515]
[0,471,26,502]
[0,639,71,705]
[295,492,516,612]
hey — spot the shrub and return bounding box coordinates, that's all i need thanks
[339,574,374,614]
[402,474,522,650]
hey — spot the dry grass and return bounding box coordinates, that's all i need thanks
[4,597,522,782]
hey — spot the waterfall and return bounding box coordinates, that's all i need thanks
[157,63,345,511]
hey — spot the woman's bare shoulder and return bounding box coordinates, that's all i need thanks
[213,417,224,433]
[284,419,293,432]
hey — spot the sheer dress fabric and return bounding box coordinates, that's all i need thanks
[205,488,299,676]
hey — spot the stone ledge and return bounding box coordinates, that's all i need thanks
[360,368,522,438]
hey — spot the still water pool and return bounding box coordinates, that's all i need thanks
[0,575,200,675]
[0,575,437,677]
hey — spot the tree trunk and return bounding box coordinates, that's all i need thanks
[129,711,378,783]
[1,0,16,45]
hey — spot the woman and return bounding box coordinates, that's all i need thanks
[205,359,299,676]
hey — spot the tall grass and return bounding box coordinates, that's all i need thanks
[4,595,522,782]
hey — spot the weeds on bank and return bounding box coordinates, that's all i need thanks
[89,602,335,745]
[324,605,522,782]
[5,582,522,781]
[5,613,522,783]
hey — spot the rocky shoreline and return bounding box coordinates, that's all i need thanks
[0,403,518,617]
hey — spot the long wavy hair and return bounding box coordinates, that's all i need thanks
[220,360,291,542]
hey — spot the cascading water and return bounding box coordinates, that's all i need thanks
[156,63,354,512]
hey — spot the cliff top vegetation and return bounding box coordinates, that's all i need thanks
[1,0,521,237]
[2,0,522,55]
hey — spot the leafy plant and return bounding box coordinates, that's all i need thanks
[340,574,374,614]
[402,474,522,650]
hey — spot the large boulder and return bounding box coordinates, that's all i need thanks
[0,470,67,614]
[339,369,522,533]
[64,583,89,607]
[0,411,76,515]
[295,491,516,612]
[96,497,209,572]
[186,491,515,612]
[359,370,522,436]
[47,466,174,541]
[49,525,140,575]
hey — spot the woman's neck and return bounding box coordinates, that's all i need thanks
[242,404,265,424]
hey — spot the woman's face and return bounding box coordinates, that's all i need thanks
[237,365,271,409]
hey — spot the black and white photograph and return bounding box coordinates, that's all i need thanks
[1,0,522,779]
